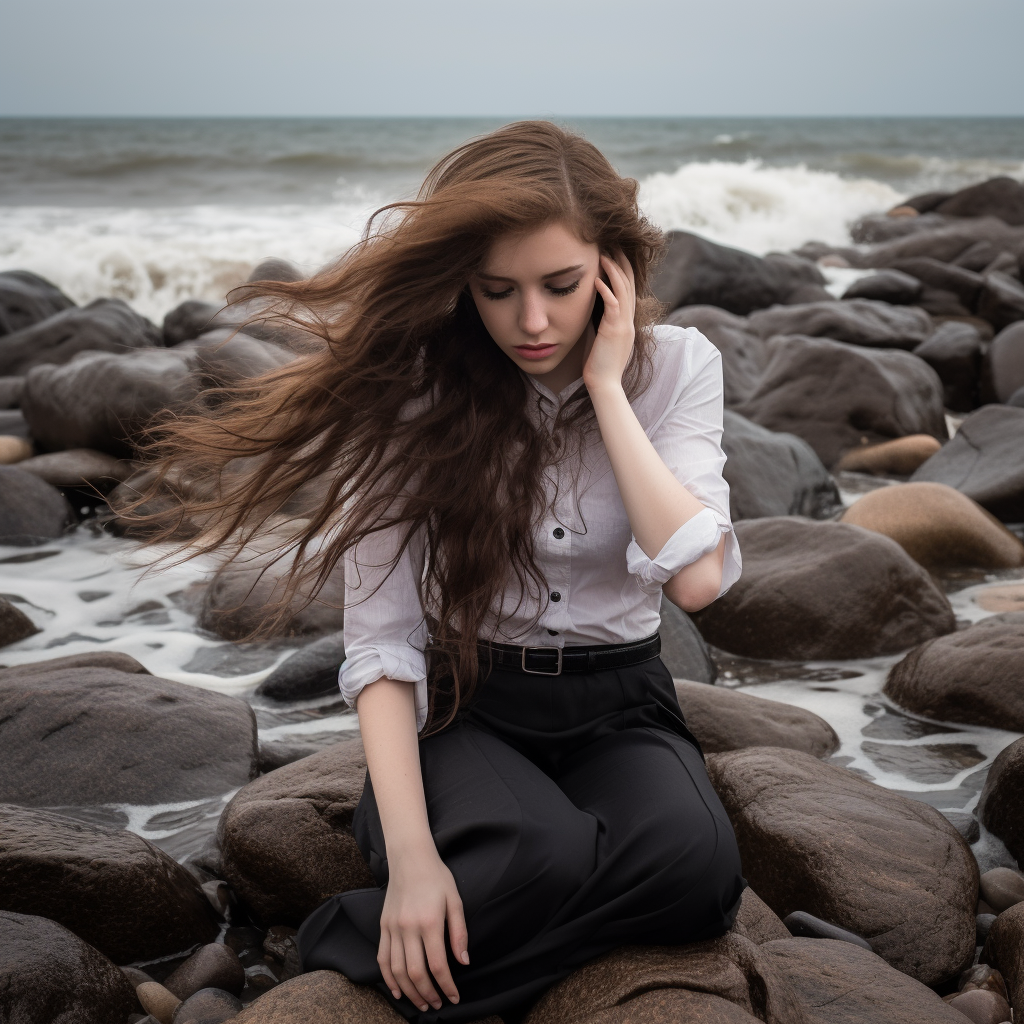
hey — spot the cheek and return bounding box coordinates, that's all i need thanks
[474,297,515,345]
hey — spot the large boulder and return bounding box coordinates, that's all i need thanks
[0,804,218,963]
[913,320,983,411]
[721,410,838,520]
[884,613,1024,731]
[889,257,984,311]
[933,176,1024,226]
[857,217,1024,270]
[674,681,839,758]
[232,971,402,1024]
[256,633,347,701]
[840,482,1024,571]
[653,232,829,317]
[707,747,978,986]
[663,306,768,406]
[163,291,311,349]
[0,297,160,376]
[0,465,75,544]
[0,270,75,337]
[977,736,1024,864]
[911,404,1024,521]
[659,603,718,684]
[981,320,1024,403]
[0,911,136,1024]
[217,736,374,925]
[690,518,955,661]
[981,901,1024,1015]
[841,269,922,305]
[736,335,946,468]
[747,299,933,351]
[978,270,1024,333]
[0,655,258,805]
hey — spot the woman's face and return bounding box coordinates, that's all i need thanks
[469,221,601,386]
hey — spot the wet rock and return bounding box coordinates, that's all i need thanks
[659,602,717,684]
[979,867,1024,914]
[17,447,135,490]
[978,271,1024,332]
[848,209,950,244]
[911,404,1024,521]
[762,937,977,1023]
[257,741,320,774]
[138,981,182,1024]
[914,320,983,411]
[663,306,767,406]
[721,410,839,520]
[748,299,933,351]
[736,334,946,468]
[0,464,75,543]
[860,217,1024,270]
[707,747,978,985]
[172,987,243,1024]
[524,934,807,1024]
[691,517,955,661]
[224,926,266,963]
[247,258,303,284]
[885,613,1024,732]
[896,192,953,215]
[218,736,374,925]
[244,963,279,993]
[255,633,346,701]
[782,911,872,950]
[834,435,943,477]
[889,257,985,310]
[981,321,1024,403]
[978,739,1024,864]
[202,879,232,918]
[654,231,829,316]
[729,888,790,945]
[165,944,245,1000]
[0,269,76,336]
[0,297,161,376]
[674,680,839,759]
[232,971,402,1023]
[977,913,997,945]
[0,803,219,963]
[981,902,1024,1014]
[944,811,981,844]
[198,547,345,641]
[0,660,258,805]
[0,376,24,407]
[841,269,922,305]
[163,301,220,346]
[947,987,1012,1024]
[0,910,135,1024]
[163,296,311,350]
[0,596,39,648]
[935,176,1024,226]
[0,435,32,464]
[840,482,1024,571]
[183,329,295,388]
[262,925,298,961]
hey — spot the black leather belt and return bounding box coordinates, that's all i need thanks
[477,633,661,677]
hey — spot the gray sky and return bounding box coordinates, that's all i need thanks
[2,0,1022,117]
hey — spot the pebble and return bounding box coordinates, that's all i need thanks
[164,943,245,1001]
[979,867,1024,913]
[976,583,1024,613]
[0,436,32,464]
[947,987,1012,1024]
[262,925,298,962]
[959,963,1009,1000]
[782,910,873,949]
[170,987,242,1024]
[243,962,279,993]
[121,965,157,989]
[137,981,182,1024]
[835,434,943,476]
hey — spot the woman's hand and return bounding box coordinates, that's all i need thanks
[378,846,469,1012]
[583,251,637,395]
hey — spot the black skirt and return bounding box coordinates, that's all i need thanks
[297,652,746,1022]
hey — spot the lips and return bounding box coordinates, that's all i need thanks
[514,344,558,361]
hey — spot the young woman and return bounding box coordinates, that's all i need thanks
[150,121,744,1023]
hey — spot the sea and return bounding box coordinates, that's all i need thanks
[1,117,1024,864]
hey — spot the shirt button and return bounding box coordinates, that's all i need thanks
[552,527,565,539]
[547,628,559,636]
[550,591,561,602]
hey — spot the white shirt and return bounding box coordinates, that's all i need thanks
[340,324,741,730]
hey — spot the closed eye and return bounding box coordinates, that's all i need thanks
[547,280,580,296]
[481,286,514,300]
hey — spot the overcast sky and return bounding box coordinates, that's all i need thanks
[2,0,1022,118]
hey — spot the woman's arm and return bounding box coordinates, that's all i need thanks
[356,678,469,1012]
[584,253,726,612]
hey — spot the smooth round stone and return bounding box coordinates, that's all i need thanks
[0,596,39,648]
[783,910,872,949]
[171,987,243,1024]
[976,913,997,945]
[164,943,245,1001]
[137,981,182,1024]
[979,867,1024,913]
[977,584,1024,613]
[0,435,32,464]
[835,434,942,476]
[947,987,1012,1024]
[959,963,1009,1000]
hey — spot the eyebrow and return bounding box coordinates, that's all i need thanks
[475,263,584,283]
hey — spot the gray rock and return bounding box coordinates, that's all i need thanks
[889,257,985,310]
[172,987,243,1024]
[0,464,75,544]
[0,270,75,337]
[722,410,839,520]
[748,298,933,350]
[0,595,39,648]
[942,810,981,845]
[981,320,1024,403]
[0,376,23,408]
[256,633,346,700]
[247,258,303,284]
[978,736,1024,866]
[978,270,1024,333]
[658,602,716,684]
[1009,385,1024,407]
[914,321,983,411]
[164,944,245,1000]
[16,447,134,491]
[782,911,872,950]
[935,176,1024,226]
[859,217,1024,270]
[841,269,922,305]
[978,866,1024,913]
[257,741,320,774]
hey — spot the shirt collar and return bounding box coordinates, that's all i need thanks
[526,373,586,408]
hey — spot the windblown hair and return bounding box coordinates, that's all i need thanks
[137,120,665,731]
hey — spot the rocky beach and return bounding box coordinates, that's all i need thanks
[2,119,1024,1024]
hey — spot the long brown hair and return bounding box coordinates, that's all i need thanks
[136,120,665,730]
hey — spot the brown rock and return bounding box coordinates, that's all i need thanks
[977,583,1024,613]
[691,518,956,661]
[171,987,243,1024]
[0,435,32,464]
[232,970,402,1023]
[762,937,977,1023]
[706,747,978,985]
[834,435,942,477]
[0,804,218,964]
[675,680,839,759]
[981,901,1024,1014]
[218,736,374,925]
[17,447,134,490]
[947,987,1013,1024]
[979,867,1024,914]
[840,482,1024,571]
[978,737,1024,864]
[729,888,791,945]
[0,910,136,1024]
[138,981,182,1024]
[885,613,1024,732]
[0,595,39,648]
[164,943,245,1000]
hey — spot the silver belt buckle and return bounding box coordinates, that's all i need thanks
[522,645,563,676]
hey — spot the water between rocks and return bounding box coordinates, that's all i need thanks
[2,478,1022,873]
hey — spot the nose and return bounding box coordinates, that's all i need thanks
[519,289,548,337]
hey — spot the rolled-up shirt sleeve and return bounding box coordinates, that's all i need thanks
[625,329,742,598]
[340,520,429,731]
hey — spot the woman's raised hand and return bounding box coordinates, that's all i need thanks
[583,251,637,395]
[378,847,469,1012]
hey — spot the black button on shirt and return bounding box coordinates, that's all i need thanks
[550,591,561,602]
[553,527,565,539]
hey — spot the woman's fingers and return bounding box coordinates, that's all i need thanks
[403,933,442,1010]
[425,928,460,1005]
[377,930,401,1001]
[447,892,470,967]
